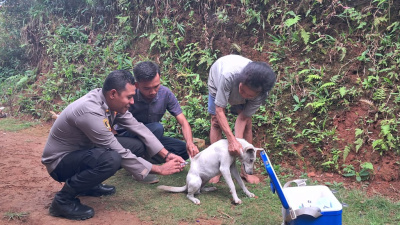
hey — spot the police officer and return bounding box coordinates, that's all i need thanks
[42,70,185,220]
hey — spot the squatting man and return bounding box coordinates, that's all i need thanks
[41,70,185,220]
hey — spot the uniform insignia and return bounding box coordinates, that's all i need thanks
[103,118,111,131]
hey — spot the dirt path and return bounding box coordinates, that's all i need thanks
[0,123,150,225]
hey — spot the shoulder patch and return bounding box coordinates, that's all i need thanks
[103,118,111,131]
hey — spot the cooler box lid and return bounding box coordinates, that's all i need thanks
[260,150,290,209]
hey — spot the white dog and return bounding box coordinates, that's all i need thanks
[158,138,262,205]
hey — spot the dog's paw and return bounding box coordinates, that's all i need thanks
[232,199,242,205]
[193,199,201,205]
[247,192,255,198]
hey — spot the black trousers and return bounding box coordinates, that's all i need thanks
[118,122,188,161]
[50,137,145,192]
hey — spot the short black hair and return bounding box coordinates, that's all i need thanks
[133,61,160,82]
[102,70,135,95]
[238,62,276,93]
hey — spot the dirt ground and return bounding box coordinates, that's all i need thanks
[0,121,399,225]
[0,122,156,225]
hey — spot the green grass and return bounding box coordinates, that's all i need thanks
[3,212,29,221]
[0,118,39,131]
[99,167,400,225]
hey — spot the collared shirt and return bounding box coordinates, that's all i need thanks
[129,85,182,124]
[208,54,268,117]
[41,88,164,180]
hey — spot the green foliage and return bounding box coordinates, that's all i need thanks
[354,128,365,153]
[298,117,337,147]
[321,148,341,171]
[372,119,400,154]
[357,162,374,182]
[343,162,374,182]
[284,11,301,27]
[0,0,399,177]
[292,95,306,111]
[300,28,310,45]
[244,8,262,27]
[215,7,229,24]
[146,19,171,52]
[343,145,351,162]
[0,0,33,79]
[0,70,38,116]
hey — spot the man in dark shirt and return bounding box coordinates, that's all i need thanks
[117,61,199,160]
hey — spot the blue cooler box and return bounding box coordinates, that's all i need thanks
[260,150,342,225]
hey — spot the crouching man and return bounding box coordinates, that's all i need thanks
[207,54,276,184]
[41,70,185,220]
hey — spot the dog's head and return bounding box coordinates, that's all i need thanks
[237,139,264,175]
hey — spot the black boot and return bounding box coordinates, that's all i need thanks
[78,184,116,197]
[49,180,95,220]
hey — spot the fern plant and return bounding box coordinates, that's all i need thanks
[354,128,364,153]
[284,11,301,27]
[372,86,387,101]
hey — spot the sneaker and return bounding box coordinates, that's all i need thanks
[133,174,159,184]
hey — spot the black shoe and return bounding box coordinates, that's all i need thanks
[78,184,116,197]
[49,197,94,220]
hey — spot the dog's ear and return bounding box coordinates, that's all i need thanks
[243,146,255,154]
[254,147,264,152]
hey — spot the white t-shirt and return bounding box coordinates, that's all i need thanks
[207,55,268,117]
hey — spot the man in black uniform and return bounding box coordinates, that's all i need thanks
[42,70,185,220]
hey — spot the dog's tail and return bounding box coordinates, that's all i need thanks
[157,185,187,193]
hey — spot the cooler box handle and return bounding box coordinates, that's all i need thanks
[283,179,307,188]
[284,207,323,223]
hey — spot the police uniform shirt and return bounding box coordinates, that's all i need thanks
[41,88,163,180]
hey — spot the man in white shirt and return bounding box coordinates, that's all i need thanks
[207,55,276,184]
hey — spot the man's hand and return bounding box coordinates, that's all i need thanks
[165,152,185,163]
[186,142,199,158]
[228,138,242,157]
[153,158,185,175]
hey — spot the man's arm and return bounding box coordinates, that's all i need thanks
[81,113,184,178]
[116,115,186,174]
[234,112,250,139]
[175,113,199,157]
[215,106,242,156]
[163,86,199,157]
